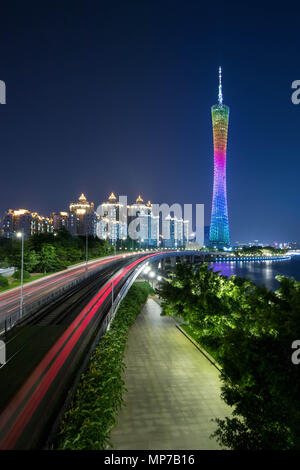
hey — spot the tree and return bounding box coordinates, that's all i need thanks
[0,275,9,288]
[158,264,300,449]
[13,269,31,280]
[38,244,66,272]
[24,250,40,272]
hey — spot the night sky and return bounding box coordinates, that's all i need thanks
[0,1,299,243]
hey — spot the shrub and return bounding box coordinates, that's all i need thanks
[13,269,31,280]
[158,263,300,450]
[0,275,9,288]
[56,281,154,450]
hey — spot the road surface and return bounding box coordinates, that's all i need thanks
[0,252,162,449]
[0,254,135,323]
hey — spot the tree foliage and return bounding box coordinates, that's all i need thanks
[0,229,114,273]
[0,275,9,288]
[158,263,300,450]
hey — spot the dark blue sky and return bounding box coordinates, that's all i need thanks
[0,1,299,243]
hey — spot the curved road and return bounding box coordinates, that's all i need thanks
[0,253,140,324]
[0,251,163,449]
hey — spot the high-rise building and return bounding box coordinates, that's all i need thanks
[52,212,69,231]
[209,67,230,249]
[1,209,31,238]
[31,213,53,235]
[69,193,96,236]
[96,192,127,244]
[162,215,189,249]
[1,209,53,238]
[183,219,189,246]
[128,196,159,248]
[176,218,189,247]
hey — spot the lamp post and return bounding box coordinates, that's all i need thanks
[149,270,155,288]
[16,231,24,319]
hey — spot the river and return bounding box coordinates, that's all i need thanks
[211,256,300,291]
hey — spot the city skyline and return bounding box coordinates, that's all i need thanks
[0,2,299,243]
[0,191,190,249]
[1,190,296,247]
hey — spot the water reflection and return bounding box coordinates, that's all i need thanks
[210,257,300,291]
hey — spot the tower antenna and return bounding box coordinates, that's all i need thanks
[218,66,223,106]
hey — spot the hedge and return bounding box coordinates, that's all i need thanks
[56,281,154,450]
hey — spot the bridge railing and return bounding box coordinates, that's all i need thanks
[0,266,105,337]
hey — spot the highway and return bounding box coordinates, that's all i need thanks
[0,251,161,450]
[0,253,135,325]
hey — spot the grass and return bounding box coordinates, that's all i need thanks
[0,249,153,294]
[55,281,154,450]
[0,273,52,293]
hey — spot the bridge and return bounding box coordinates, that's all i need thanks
[0,249,204,450]
[0,248,292,449]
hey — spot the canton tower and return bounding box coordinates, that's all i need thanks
[209,67,230,248]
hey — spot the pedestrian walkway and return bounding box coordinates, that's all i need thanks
[110,298,230,450]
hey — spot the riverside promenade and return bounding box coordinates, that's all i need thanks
[110,298,230,450]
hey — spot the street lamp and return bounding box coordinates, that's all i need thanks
[122,236,126,252]
[16,231,24,319]
[143,265,151,275]
[149,270,155,288]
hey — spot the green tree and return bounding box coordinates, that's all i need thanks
[158,264,300,450]
[13,269,31,280]
[0,275,9,288]
[38,244,66,272]
[24,250,40,272]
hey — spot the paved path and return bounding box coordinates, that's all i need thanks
[110,298,230,450]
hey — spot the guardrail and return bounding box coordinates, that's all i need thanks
[214,255,291,262]
[0,250,210,337]
[100,251,193,333]
[0,267,102,336]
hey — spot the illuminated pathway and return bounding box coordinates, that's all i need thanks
[110,298,230,450]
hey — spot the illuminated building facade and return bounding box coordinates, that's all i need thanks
[1,209,53,238]
[69,193,96,236]
[209,67,230,249]
[52,212,69,231]
[162,215,189,249]
[31,213,53,235]
[128,196,159,248]
[96,192,127,244]
[97,194,159,247]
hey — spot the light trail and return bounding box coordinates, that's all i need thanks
[0,252,161,449]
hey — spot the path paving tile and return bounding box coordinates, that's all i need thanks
[110,298,230,450]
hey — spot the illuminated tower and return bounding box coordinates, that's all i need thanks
[209,67,230,248]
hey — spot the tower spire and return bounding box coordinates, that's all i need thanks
[218,66,223,106]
